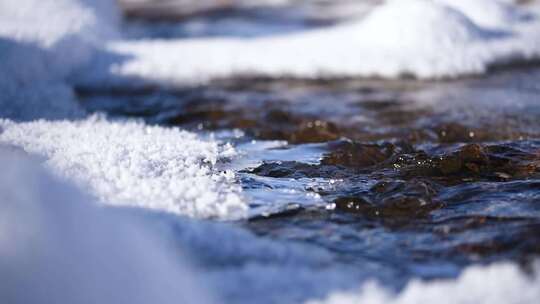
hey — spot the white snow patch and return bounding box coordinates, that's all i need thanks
[0,0,119,48]
[0,0,121,120]
[0,116,247,220]
[78,0,540,87]
[307,261,540,304]
[0,0,119,82]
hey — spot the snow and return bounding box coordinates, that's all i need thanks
[308,261,540,304]
[0,0,119,47]
[5,0,540,90]
[76,0,540,88]
[0,116,247,220]
[0,0,119,82]
[0,147,211,304]
[0,0,120,120]
[4,0,540,92]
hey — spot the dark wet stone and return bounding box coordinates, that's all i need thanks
[321,140,419,172]
[249,161,351,179]
[168,102,345,143]
[288,120,341,143]
[439,156,462,175]
[322,141,395,168]
[389,142,540,183]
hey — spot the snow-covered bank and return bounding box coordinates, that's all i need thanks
[0,147,210,304]
[77,0,540,88]
[0,116,246,220]
[308,262,540,304]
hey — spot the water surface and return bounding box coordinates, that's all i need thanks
[78,2,540,291]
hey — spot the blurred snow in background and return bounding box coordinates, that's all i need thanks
[75,0,540,89]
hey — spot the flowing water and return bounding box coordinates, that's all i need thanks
[77,0,540,295]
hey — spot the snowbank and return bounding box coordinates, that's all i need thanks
[0,116,246,220]
[307,261,540,304]
[0,0,120,120]
[78,0,540,87]
[0,147,210,304]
